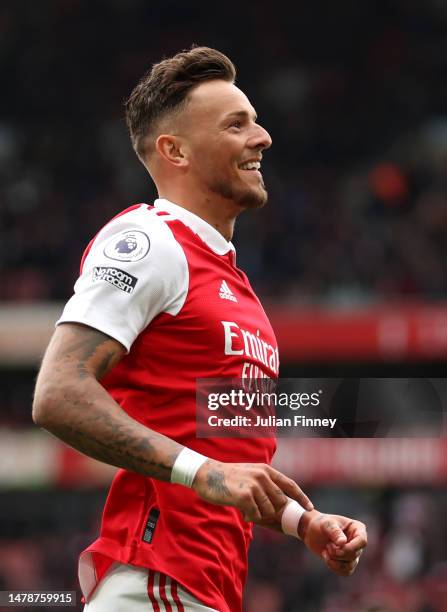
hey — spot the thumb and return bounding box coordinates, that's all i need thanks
[321,519,347,546]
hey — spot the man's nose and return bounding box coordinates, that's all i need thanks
[250,124,272,151]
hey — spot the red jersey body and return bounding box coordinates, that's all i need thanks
[57,199,278,612]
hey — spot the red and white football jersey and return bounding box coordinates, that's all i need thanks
[57,199,278,612]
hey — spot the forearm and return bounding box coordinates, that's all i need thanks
[33,375,182,481]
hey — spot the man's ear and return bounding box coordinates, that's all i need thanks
[155,134,189,168]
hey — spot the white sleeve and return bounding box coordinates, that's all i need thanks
[57,205,189,351]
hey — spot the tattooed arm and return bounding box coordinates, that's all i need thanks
[33,322,313,518]
[33,323,182,480]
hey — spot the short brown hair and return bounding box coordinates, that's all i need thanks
[125,46,236,161]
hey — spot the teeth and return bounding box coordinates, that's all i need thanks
[240,161,261,171]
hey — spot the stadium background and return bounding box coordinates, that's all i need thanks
[1,1,447,610]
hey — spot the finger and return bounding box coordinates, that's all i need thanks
[339,531,367,553]
[242,501,262,523]
[268,469,313,510]
[327,541,364,557]
[254,488,277,519]
[263,481,289,513]
[328,561,358,576]
[238,491,262,522]
[344,521,368,548]
[324,555,359,576]
[326,545,363,562]
[320,517,347,546]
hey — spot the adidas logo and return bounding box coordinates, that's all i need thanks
[219,280,237,302]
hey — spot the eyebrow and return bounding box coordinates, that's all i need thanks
[222,110,258,123]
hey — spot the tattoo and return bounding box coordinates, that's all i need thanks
[72,333,113,379]
[34,323,182,481]
[316,514,332,529]
[96,350,117,380]
[48,403,181,480]
[53,324,121,380]
[206,469,230,497]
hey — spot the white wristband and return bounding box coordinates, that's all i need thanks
[170,447,208,488]
[281,497,306,539]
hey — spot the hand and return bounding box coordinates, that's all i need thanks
[299,510,367,576]
[192,460,313,521]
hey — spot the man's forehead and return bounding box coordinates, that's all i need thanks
[187,80,255,118]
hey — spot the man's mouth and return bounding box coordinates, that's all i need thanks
[238,161,261,171]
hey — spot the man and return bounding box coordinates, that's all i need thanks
[33,46,367,611]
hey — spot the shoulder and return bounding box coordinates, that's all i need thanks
[58,204,190,350]
[83,204,187,272]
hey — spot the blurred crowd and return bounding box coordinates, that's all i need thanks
[1,487,446,612]
[1,0,447,303]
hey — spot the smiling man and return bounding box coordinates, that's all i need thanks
[33,47,366,612]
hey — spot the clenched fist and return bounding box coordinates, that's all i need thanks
[299,510,367,576]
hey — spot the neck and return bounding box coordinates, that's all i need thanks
[157,191,242,242]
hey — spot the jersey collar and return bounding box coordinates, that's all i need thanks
[154,198,236,256]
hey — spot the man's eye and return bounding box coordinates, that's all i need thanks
[229,122,242,129]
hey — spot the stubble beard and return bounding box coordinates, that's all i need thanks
[208,176,268,209]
